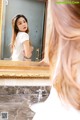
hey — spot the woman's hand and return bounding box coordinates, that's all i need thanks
[39,59,50,66]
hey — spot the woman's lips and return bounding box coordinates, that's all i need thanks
[23,27,27,30]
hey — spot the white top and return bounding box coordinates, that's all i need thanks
[31,86,80,120]
[11,32,29,61]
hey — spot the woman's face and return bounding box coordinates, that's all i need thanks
[17,17,28,32]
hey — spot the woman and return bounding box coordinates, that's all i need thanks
[31,0,80,120]
[10,14,33,61]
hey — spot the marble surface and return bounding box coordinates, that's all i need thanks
[0,86,50,120]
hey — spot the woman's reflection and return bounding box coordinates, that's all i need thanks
[10,14,33,61]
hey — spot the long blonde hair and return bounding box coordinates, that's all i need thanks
[49,0,80,110]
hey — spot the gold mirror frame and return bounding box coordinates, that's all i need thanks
[0,0,51,79]
[0,60,50,79]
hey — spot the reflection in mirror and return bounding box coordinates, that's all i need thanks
[1,0,47,61]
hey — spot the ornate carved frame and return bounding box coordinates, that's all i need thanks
[0,60,50,79]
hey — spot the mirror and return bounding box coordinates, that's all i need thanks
[0,0,51,78]
[0,0,47,61]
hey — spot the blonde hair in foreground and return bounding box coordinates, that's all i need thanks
[49,0,80,110]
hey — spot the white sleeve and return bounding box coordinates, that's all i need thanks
[20,32,29,43]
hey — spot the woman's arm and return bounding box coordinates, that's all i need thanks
[23,40,33,59]
[10,18,16,53]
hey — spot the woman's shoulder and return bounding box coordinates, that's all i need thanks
[18,32,29,37]
[31,87,80,120]
[17,32,29,42]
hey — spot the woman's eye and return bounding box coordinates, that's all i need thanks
[18,22,22,25]
[23,20,26,23]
